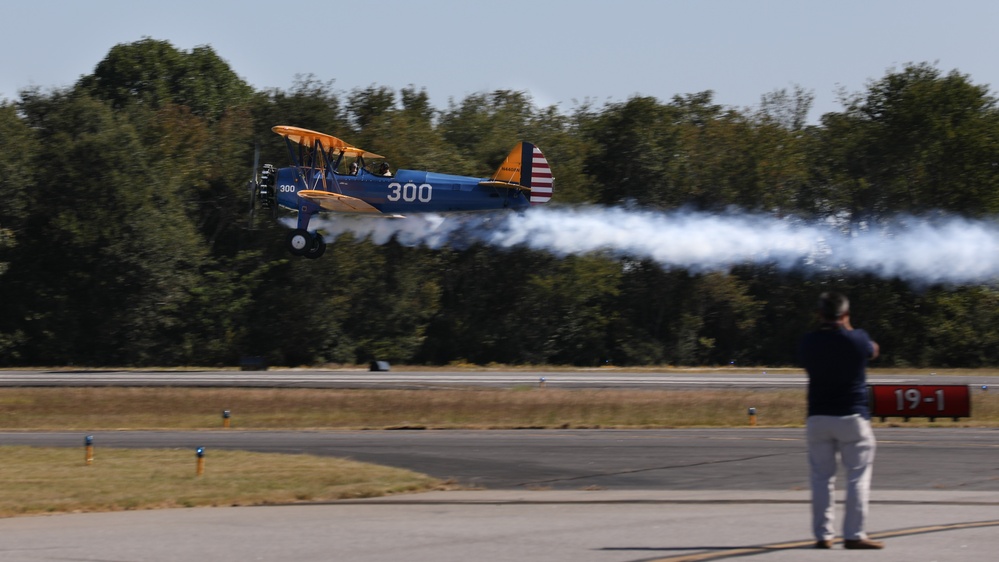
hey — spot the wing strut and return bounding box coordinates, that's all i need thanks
[280,134,344,195]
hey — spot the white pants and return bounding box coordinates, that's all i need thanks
[806,414,876,541]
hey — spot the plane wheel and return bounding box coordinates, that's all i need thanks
[304,235,326,259]
[287,229,312,256]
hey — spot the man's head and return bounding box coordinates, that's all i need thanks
[817,291,850,322]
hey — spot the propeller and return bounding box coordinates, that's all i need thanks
[246,144,260,229]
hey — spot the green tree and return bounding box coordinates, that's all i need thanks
[417,245,552,365]
[0,102,39,361]
[243,254,346,366]
[349,86,465,174]
[814,63,999,220]
[911,287,999,367]
[520,254,622,365]
[79,38,252,121]
[338,242,442,363]
[582,95,681,207]
[347,85,396,131]
[439,90,538,177]
[8,91,209,364]
[586,91,812,213]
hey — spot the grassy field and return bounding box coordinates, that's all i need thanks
[0,446,443,517]
[1,386,996,429]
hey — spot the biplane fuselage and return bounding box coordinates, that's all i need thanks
[255,126,553,258]
[274,167,532,216]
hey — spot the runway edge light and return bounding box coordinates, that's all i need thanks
[85,435,94,466]
[196,446,205,476]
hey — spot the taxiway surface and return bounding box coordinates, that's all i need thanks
[3,428,996,491]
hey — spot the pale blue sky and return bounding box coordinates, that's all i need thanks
[3,0,998,121]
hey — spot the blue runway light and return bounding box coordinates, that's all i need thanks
[195,446,206,476]
[84,435,95,465]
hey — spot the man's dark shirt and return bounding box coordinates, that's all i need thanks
[799,325,875,418]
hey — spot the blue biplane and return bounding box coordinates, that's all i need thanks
[249,126,554,258]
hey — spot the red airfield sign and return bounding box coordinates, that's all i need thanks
[869,385,971,421]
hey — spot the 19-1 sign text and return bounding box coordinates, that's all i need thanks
[868,385,971,421]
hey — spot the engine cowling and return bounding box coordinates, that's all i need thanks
[258,164,276,209]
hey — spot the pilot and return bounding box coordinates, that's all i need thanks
[349,161,359,175]
[379,162,392,176]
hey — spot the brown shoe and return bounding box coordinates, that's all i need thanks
[815,540,833,549]
[844,538,884,549]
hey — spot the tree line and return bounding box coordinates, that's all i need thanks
[3,38,999,368]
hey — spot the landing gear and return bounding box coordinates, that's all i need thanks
[287,229,312,256]
[304,234,326,259]
[286,229,326,259]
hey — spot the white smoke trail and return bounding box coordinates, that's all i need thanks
[293,207,999,285]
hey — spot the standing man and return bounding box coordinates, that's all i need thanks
[799,291,884,550]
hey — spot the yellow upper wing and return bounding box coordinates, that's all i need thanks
[272,126,385,159]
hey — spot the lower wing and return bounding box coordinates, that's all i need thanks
[297,190,381,213]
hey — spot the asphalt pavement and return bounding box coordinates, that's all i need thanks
[3,428,996,491]
[0,490,996,562]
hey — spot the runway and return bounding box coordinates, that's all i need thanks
[0,368,993,389]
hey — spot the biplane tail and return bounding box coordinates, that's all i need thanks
[484,143,554,205]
